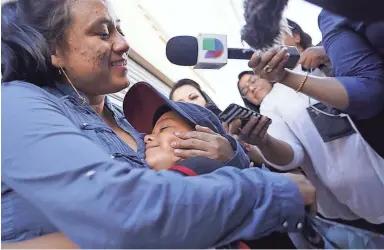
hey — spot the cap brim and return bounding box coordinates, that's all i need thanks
[123,82,197,134]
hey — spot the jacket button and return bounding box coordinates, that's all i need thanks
[85,170,96,179]
[283,221,288,228]
[297,222,303,229]
[110,154,115,159]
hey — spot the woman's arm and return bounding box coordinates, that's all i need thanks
[247,145,265,165]
[2,233,77,249]
[280,71,349,111]
[257,135,299,168]
[2,82,306,248]
[282,11,384,118]
[317,11,384,119]
[228,114,304,170]
[249,14,384,119]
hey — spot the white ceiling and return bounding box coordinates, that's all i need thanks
[112,0,322,108]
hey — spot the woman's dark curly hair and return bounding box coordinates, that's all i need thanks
[1,0,72,86]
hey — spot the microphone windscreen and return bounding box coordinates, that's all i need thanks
[166,36,198,66]
[241,0,289,50]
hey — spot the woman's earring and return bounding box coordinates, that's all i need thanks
[59,66,86,105]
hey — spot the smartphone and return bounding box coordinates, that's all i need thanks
[218,103,261,125]
[285,46,300,69]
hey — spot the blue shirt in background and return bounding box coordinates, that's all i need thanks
[319,10,384,119]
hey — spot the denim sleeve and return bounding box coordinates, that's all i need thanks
[2,82,305,249]
[224,135,251,169]
[319,10,384,119]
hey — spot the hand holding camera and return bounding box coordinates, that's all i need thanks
[219,103,272,147]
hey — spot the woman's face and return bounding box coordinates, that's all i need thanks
[51,0,130,96]
[238,74,272,105]
[171,85,207,107]
[144,111,194,171]
[282,31,301,50]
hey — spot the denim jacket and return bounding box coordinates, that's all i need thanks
[2,81,305,248]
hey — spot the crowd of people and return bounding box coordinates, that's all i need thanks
[1,0,384,249]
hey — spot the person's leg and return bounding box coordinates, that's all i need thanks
[317,214,384,234]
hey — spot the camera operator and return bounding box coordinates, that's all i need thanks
[283,19,333,77]
[248,11,384,158]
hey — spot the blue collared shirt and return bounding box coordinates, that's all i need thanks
[2,81,305,248]
[319,11,384,119]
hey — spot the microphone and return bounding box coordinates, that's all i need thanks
[166,35,300,69]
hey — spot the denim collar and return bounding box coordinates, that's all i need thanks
[55,82,90,104]
[54,82,118,113]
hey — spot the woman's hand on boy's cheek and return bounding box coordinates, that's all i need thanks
[171,125,234,163]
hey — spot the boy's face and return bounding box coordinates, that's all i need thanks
[144,111,194,171]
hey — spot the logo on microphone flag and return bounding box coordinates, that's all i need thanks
[203,38,224,59]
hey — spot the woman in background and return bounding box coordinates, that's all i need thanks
[283,19,332,76]
[237,71,261,113]
[169,78,222,116]
[283,19,313,52]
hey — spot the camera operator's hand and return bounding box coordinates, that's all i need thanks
[228,115,271,146]
[248,47,289,82]
[283,173,317,215]
[299,46,329,70]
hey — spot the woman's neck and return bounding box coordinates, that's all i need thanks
[296,45,304,53]
[87,95,106,116]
